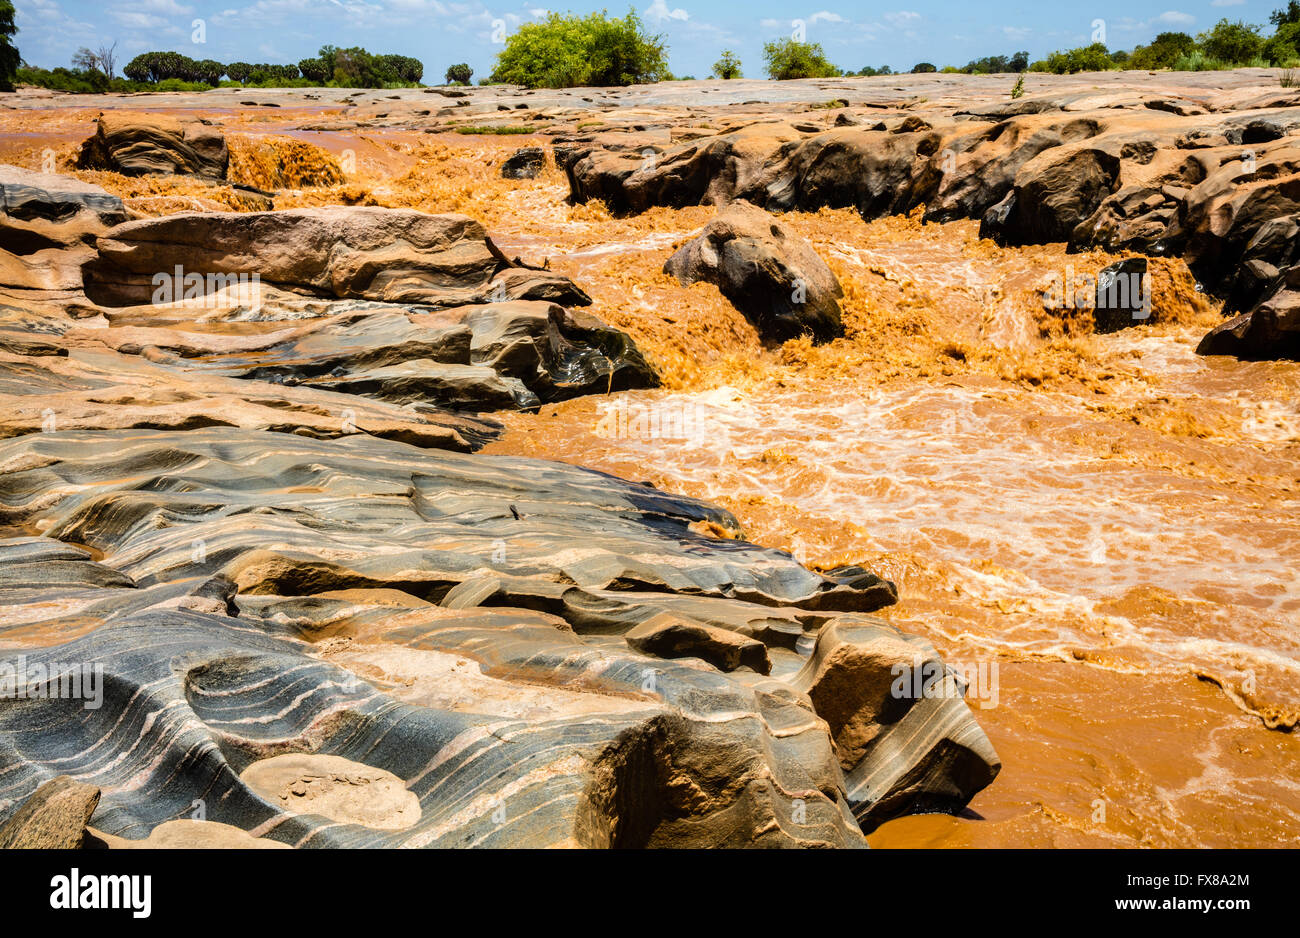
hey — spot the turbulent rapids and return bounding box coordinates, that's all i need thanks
[0,70,1296,849]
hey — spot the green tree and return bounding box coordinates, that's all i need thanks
[297,57,329,83]
[489,9,667,88]
[0,0,18,92]
[445,62,473,84]
[711,49,742,79]
[912,61,936,72]
[1198,19,1264,63]
[762,38,840,80]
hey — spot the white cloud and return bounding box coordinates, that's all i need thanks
[1211,0,1244,5]
[1002,25,1032,40]
[808,11,845,24]
[1155,10,1195,25]
[643,0,688,23]
[884,10,921,28]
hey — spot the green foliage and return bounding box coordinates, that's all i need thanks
[0,0,18,92]
[1129,31,1197,69]
[445,62,473,85]
[1198,19,1264,63]
[489,9,668,89]
[122,51,228,85]
[763,38,840,80]
[911,62,936,73]
[1010,74,1025,98]
[297,57,330,83]
[1171,50,1232,71]
[711,49,742,80]
[856,64,894,76]
[1272,1,1300,26]
[1265,21,1300,65]
[1029,43,1115,74]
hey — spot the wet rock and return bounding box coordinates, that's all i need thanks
[789,619,1000,830]
[663,199,843,343]
[0,776,101,849]
[1197,265,1300,360]
[501,147,546,179]
[76,113,228,180]
[1093,257,1151,333]
[980,146,1121,246]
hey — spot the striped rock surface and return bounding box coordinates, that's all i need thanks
[0,428,998,847]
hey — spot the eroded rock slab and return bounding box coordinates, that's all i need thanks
[0,427,997,847]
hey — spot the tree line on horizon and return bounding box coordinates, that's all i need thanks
[6,3,1300,95]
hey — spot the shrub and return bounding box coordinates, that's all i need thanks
[711,49,742,79]
[489,9,668,88]
[912,62,936,73]
[445,62,473,85]
[763,38,840,79]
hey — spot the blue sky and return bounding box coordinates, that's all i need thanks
[12,0,1289,78]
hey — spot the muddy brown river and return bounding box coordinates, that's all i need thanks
[2,84,1296,848]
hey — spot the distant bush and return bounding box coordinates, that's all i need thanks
[911,62,936,73]
[445,62,473,85]
[763,38,840,79]
[1129,32,1197,69]
[489,9,668,88]
[1029,43,1115,74]
[856,64,894,76]
[956,52,1029,74]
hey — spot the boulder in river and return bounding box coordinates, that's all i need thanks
[664,199,844,343]
[76,113,229,180]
